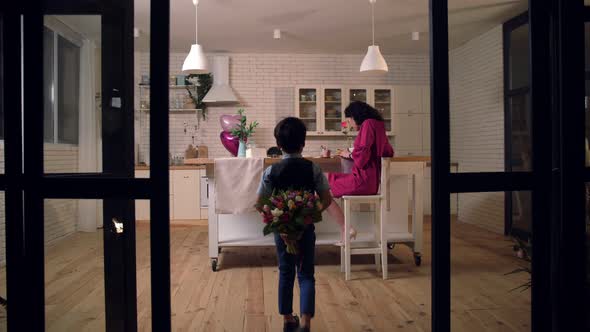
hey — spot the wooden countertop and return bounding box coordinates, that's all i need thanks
[135,165,206,170]
[184,157,458,168]
[185,156,433,165]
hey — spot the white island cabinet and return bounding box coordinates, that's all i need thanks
[134,168,206,222]
[197,157,426,272]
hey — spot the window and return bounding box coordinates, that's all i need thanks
[503,13,532,238]
[43,26,80,144]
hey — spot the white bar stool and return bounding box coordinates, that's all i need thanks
[339,159,391,280]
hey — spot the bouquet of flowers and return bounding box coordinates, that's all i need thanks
[257,189,323,254]
[341,121,349,135]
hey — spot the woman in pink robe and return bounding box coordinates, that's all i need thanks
[327,101,394,243]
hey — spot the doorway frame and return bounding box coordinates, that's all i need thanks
[429,0,587,331]
[0,0,172,330]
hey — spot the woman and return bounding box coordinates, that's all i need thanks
[327,101,394,243]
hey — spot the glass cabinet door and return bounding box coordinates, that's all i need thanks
[349,88,368,104]
[374,89,392,132]
[297,88,318,132]
[323,88,343,133]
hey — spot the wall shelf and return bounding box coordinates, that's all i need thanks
[139,84,196,89]
[139,108,201,113]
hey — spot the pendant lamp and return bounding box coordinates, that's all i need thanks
[182,0,209,74]
[360,0,388,73]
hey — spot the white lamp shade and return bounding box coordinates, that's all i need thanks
[360,45,388,73]
[182,44,209,74]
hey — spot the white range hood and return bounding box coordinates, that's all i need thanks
[202,56,238,103]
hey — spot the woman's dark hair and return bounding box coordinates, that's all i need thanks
[267,146,282,157]
[344,101,384,125]
[274,117,307,154]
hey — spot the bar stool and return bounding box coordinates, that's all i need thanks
[339,158,390,280]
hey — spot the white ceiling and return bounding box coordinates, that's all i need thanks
[133,0,529,54]
[54,15,101,44]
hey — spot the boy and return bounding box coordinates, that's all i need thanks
[257,117,332,332]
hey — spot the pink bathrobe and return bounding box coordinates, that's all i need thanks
[328,119,394,198]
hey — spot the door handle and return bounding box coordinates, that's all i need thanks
[112,218,124,234]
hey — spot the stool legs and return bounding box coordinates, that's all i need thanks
[340,246,345,273]
[373,208,381,272]
[378,202,388,280]
[344,199,352,281]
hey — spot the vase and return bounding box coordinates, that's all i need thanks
[238,140,247,157]
[346,136,354,149]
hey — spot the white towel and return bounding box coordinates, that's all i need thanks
[214,158,264,214]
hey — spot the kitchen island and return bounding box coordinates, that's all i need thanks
[185,157,428,271]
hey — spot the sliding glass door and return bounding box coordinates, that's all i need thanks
[0,0,172,330]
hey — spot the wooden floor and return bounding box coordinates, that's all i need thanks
[0,218,531,331]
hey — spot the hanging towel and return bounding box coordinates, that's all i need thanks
[214,158,264,214]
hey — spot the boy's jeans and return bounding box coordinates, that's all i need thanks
[274,225,316,317]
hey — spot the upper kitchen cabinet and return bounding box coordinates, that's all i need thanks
[392,85,431,156]
[394,85,422,114]
[372,88,393,132]
[295,87,320,135]
[297,86,395,136]
[323,88,344,134]
[347,88,368,104]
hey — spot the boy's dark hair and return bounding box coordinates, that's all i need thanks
[274,117,307,154]
[344,101,384,125]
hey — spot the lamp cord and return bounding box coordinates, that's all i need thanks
[371,1,375,45]
[194,0,199,43]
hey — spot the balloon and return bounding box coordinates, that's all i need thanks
[220,114,241,133]
[220,131,239,156]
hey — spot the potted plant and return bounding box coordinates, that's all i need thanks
[505,237,531,292]
[185,73,212,124]
[230,109,259,157]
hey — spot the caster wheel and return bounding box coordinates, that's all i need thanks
[414,254,422,267]
[211,259,218,272]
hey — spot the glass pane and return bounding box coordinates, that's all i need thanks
[298,88,317,132]
[349,89,367,103]
[585,183,590,330]
[324,89,342,133]
[135,200,151,331]
[44,199,105,331]
[449,6,529,173]
[509,93,532,172]
[0,192,6,331]
[586,23,590,159]
[44,15,101,174]
[452,191,531,330]
[586,80,590,152]
[44,27,55,143]
[585,23,590,72]
[509,24,530,90]
[375,89,392,132]
[57,36,80,144]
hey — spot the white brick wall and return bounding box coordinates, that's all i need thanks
[449,25,506,234]
[135,52,430,160]
[0,144,80,266]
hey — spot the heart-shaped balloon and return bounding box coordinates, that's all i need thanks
[220,131,239,156]
[220,114,241,133]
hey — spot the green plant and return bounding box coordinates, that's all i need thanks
[505,237,532,292]
[185,73,212,121]
[230,109,259,142]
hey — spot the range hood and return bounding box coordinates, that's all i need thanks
[202,56,239,103]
